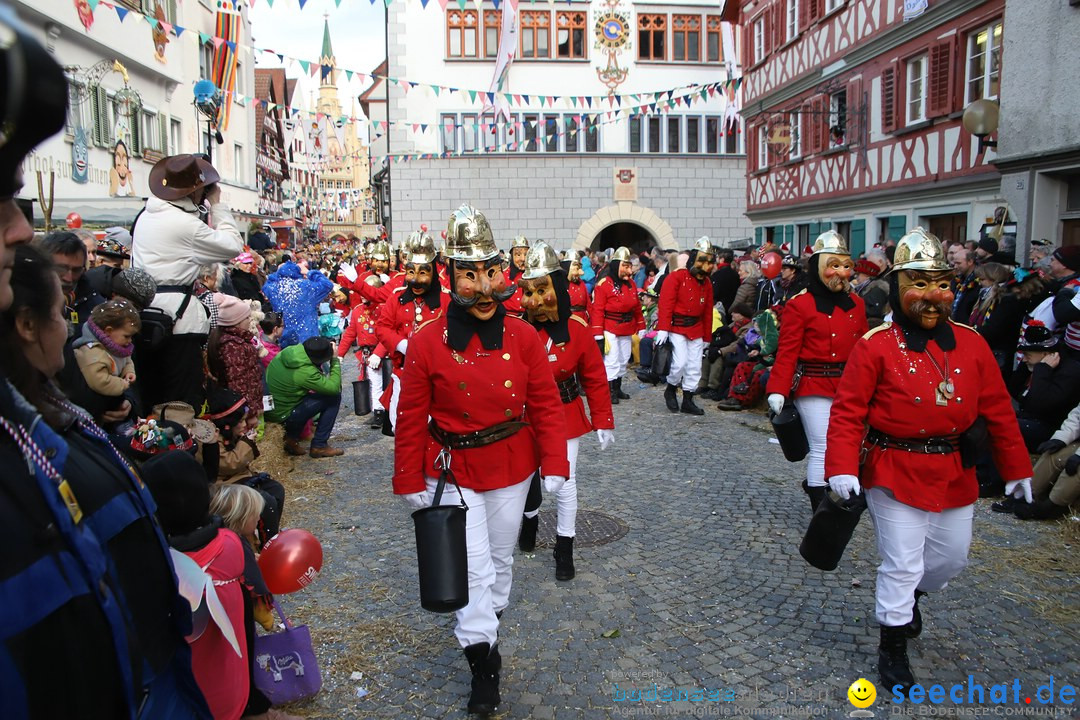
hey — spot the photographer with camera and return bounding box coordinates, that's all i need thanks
[132,154,244,410]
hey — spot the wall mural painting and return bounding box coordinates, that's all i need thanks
[594,2,631,97]
[109,139,134,197]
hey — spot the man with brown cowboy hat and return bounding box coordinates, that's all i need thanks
[132,153,244,410]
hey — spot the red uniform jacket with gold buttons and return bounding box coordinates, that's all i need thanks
[375,286,451,370]
[339,302,378,351]
[766,290,868,399]
[503,268,525,318]
[825,321,1032,512]
[536,316,614,440]
[393,315,571,493]
[591,277,645,336]
[354,271,405,306]
[656,268,714,341]
[567,280,592,324]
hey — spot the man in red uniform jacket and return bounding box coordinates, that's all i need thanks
[765,231,867,511]
[591,246,645,404]
[824,228,1032,694]
[565,252,592,324]
[517,241,614,581]
[501,235,529,318]
[655,236,715,415]
[376,232,450,433]
[394,205,567,716]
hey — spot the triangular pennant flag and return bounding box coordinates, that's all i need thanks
[412,123,420,132]
[198,31,211,44]
[298,60,310,73]
[432,85,441,96]
[468,90,477,103]
[298,0,308,8]
[522,94,530,104]
[173,23,184,36]
[585,96,592,107]
[421,124,428,133]
[226,41,236,52]
[538,96,546,108]
[114,5,128,20]
[486,92,495,104]
[146,17,159,29]
[212,36,224,49]
[457,0,466,8]
[345,69,353,81]
[88,0,101,12]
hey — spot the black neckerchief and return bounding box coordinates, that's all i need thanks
[447,301,506,351]
[887,275,957,352]
[528,270,572,345]
[167,515,224,552]
[807,254,856,314]
[400,276,442,311]
[607,259,627,291]
[508,264,524,282]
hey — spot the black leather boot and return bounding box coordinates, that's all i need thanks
[609,380,620,405]
[802,480,827,513]
[879,625,916,693]
[680,391,704,416]
[906,590,926,638]
[463,642,501,715]
[518,515,538,552]
[664,384,679,412]
[369,409,385,429]
[554,535,575,581]
[615,377,630,399]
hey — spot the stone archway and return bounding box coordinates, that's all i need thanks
[574,202,675,253]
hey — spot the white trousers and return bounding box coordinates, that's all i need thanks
[556,437,580,537]
[665,334,704,391]
[866,487,974,627]
[603,335,632,381]
[425,473,532,647]
[793,395,832,488]
[369,363,384,412]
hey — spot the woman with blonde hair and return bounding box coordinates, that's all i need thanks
[731,260,760,313]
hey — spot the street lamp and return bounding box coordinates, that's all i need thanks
[193,79,224,162]
[962,98,999,155]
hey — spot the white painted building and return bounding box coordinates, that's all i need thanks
[14,0,258,231]
[384,0,751,253]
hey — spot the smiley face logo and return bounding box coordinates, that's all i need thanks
[848,678,877,708]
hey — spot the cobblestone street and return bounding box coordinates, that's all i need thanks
[278,358,1079,719]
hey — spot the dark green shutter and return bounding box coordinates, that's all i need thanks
[888,216,906,242]
[755,227,762,245]
[850,219,866,258]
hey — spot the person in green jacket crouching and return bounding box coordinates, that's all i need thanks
[265,336,345,458]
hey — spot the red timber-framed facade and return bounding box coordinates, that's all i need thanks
[737,0,1007,257]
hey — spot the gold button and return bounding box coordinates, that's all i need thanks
[502,353,511,360]
[505,409,513,417]
[459,382,467,390]
[504,380,513,388]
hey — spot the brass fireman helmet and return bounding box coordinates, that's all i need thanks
[611,246,632,263]
[446,204,498,262]
[890,227,951,274]
[522,241,561,280]
[811,230,850,256]
[369,240,391,262]
[693,236,715,257]
[510,235,530,250]
[404,231,438,265]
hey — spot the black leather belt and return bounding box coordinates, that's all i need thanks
[604,311,634,322]
[797,361,846,378]
[672,314,699,327]
[556,376,581,404]
[570,305,586,313]
[867,428,959,454]
[429,418,526,449]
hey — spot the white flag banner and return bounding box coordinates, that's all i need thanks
[903,0,928,21]
[484,0,518,123]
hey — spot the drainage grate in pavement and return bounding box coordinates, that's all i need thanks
[535,509,629,548]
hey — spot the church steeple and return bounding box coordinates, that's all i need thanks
[319,15,337,86]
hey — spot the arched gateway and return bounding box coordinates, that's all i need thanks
[573,203,676,254]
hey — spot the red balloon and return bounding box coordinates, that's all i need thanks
[440,229,448,240]
[420,223,428,232]
[761,252,782,279]
[65,212,82,229]
[258,529,323,594]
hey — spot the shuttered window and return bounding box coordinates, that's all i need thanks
[880,63,898,134]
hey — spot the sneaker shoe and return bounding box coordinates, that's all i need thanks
[283,437,306,456]
[309,445,345,458]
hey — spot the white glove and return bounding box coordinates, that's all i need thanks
[379,273,391,284]
[1005,477,1033,504]
[597,429,614,451]
[767,393,786,415]
[395,339,408,355]
[828,474,861,500]
[340,263,358,282]
[401,491,433,510]
[654,330,669,345]
[367,354,383,370]
[604,331,616,345]
[543,475,567,494]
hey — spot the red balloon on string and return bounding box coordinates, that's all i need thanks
[65,212,82,229]
[420,224,428,232]
[761,252,782,279]
[258,529,324,594]
[440,230,448,240]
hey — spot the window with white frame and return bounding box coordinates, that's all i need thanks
[544,115,559,152]
[565,115,580,152]
[584,115,599,152]
[647,117,662,152]
[233,143,245,184]
[788,111,801,158]
[829,91,847,146]
[64,77,92,135]
[199,41,214,80]
[480,113,500,151]
[706,116,721,154]
[965,20,1002,103]
[758,126,768,168]
[169,118,182,155]
[825,0,844,12]
[440,114,457,152]
[725,125,740,154]
[140,109,162,153]
[629,117,643,153]
[523,113,539,151]
[906,54,928,125]
[667,117,681,153]
[787,0,799,42]
[686,116,700,153]
[462,113,478,153]
[753,17,765,63]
